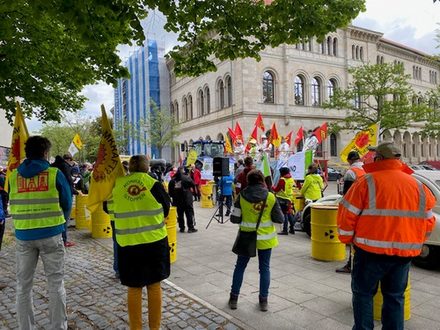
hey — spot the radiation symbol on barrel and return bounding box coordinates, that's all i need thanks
[103,226,111,234]
[169,242,176,253]
[324,229,335,239]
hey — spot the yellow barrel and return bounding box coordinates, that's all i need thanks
[374,276,411,321]
[311,205,346,261]
[292,191,305,212]
[75,194,91,230]
[70,195,76,220]
[165,206,177,263]
[91,204,112,239]
[201,195,214,208]
[201,184,213,196]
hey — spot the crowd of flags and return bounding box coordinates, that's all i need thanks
[5,104,378,213]
[224,112,329,153]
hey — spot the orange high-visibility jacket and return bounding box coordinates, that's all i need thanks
[350,167,366,179]
[337,159,436,257]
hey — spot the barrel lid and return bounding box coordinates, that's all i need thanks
[311,204,338,210]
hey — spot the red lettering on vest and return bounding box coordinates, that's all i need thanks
[17,172,49,193]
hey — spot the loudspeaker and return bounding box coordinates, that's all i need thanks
[213,157,229,177]
[180,143,185,152]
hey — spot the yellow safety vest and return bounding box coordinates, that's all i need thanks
[300,174,323,201]
[9,168,65,230]
[112,172,167,247]
[239,192,278,250]
[107,198,115,222]
[276,177,295,200]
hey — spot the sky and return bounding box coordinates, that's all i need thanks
[26,0,440,132]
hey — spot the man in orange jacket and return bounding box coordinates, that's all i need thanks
[337,141,436,330]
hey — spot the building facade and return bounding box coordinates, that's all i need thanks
[114,39,170,159]
[168,25,440,164]
[0,109,13,166]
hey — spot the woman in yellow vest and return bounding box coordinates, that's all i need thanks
[272,167,296,235]
[229,170,284,312]
[111,155,171,330]
[300,164,324,202]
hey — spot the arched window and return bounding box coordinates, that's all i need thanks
[327,79,337,100]
[353,45,356,60]
[377,55,381,64]
[360,47,364,61]
[188,95,193,120]
[217,80,225,109]
[330,133,337,157]
[380,56,384,64]
[185,97,190,120]
[311,77,321,106]
[321,41,326,54]
[263,71,275,103]
[355,46,359,60]
[294,75,305,105]
[205,87,211,114]
[174,102,179,123]
[198,89,204,116]
[182,97,187,121]
[327,37,332,55]
[333,38,338,56]
[226,76,232,107]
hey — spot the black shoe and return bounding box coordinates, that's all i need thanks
[278,231,288,235]
[225,211,231,216]
[188,228,198,233]
[289,229,295,234]
[228,293,238,310]
[259,296,268,312]
[335,265,351,274]
[179,228,185,233]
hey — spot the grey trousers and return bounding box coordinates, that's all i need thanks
[16,234,67,330]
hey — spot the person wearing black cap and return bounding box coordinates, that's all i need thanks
[336,150,366,274]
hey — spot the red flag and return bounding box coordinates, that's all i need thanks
[228,128,237,143]
[269,123,281,147]
[234,122,243,142]
[314,122,328,144]
[254,113,265,131]
[250,126,258,140]
[284,131,293,146]
[294,126,304,146]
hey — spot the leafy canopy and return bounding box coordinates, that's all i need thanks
[1,0,365,122]
[324,63,438,135]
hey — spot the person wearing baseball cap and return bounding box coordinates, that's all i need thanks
[336,150,366,274]
[337,140,436,329]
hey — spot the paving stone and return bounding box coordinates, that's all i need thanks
[0,224,242,330]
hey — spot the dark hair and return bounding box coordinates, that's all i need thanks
[25,136,51,159]
[308,164,318,174]
[63,153,73,161]
[280,167,290,176]
[347,151,360,161]
[244,156,253,166]
[129,155,149,173]
[237,159,244,165]
[247,170,265,185]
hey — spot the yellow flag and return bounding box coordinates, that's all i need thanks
[224,133,233,154]
[87,105,124,213]
[340,123,378,163]
[5,102,29,192]
[186,149,198,166]
[72,133,83,149]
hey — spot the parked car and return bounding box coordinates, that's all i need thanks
[327,167,343,181]
[298,169,440,270]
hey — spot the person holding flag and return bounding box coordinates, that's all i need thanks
[260,134,272,159]
[303,130,319,153]
[234,139,245,160]
[278,137,290,162]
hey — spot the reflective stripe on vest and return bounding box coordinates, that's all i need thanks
[115,221,165,235]
[9,168,65,230]
[241,221,274,229]
[351,167,366,179]
[112,172,167,247]
[338,228,354,236]
[364,175,431,219]
[354,237,423,250]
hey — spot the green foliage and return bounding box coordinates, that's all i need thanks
[146,100,180,157]
[39,114,101,162]
[323,63,437,135]
[1,0,365,122]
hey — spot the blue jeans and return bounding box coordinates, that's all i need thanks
[231,248,272,298]
[351,247,411,330]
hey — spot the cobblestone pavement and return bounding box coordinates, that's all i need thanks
[0,225,244,330]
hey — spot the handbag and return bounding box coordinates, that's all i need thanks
[232,198,267,257]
